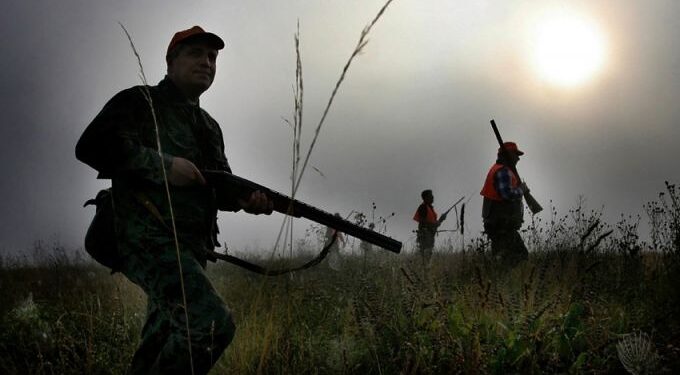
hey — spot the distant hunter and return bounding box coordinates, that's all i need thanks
[480,141,530,266]
[413,189,447,265]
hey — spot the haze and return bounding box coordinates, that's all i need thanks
[1,0,678,256]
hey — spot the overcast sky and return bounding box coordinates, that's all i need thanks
[1,0,679,256]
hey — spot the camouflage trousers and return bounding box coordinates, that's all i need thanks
[485,226,528,267]
[121,241,235,375]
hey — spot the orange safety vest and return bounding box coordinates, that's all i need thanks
[413,203,438,224]
[480,163,519,201]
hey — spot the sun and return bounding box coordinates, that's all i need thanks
[530,10,607,87]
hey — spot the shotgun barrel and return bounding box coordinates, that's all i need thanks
[202,170,402,253]
[489,120,543,214]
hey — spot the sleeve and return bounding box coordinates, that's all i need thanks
[494,167,524,200]
[414,203,427,223]
[75,87,173,184]
[199,110,241,212]
[199,110,232,172]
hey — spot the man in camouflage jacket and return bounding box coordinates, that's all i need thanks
[76,26,272,374]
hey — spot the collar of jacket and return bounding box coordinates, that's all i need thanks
[157,76,200,107]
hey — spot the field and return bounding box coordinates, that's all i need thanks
[1,190,679,374]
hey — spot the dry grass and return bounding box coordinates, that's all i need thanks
[2,230,679,374]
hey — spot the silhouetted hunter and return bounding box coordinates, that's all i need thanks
[413,189,447,264]
[76,26,273,374]
[480,142,530,267]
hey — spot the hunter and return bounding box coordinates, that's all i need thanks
[76,26,273,374]
[413,189,447,265]
[480,141,529,266]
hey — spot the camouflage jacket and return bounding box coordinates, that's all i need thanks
[76,77,241,260]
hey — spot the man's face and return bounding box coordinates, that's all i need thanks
[509,152,520,165]
[424,193,434,204]
[500,151,520,166]
[167,41,218,97]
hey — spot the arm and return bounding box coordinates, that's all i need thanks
[494,167,524,200]
[416,204,428,223]
[76,87,173,184]
[196,110,243,211]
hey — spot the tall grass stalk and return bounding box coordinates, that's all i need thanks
[118,23,195,375]
[291,0,395,196]
[273,0,396,260]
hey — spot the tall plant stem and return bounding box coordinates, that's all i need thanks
[119,23,195,375]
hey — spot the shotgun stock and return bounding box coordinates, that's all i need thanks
[201,170,402,253]
[489,119,543,214]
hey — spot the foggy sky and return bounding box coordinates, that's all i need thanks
[1,0,679,256]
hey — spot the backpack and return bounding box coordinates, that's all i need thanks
[83,189,122,272]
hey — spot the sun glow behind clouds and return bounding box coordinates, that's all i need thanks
[530,9,607,87]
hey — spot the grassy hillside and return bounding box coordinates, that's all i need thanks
[1,184,679,373]
[1,247,678,374]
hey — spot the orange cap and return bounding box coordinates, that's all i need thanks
[498,142,524,155]
[166,26,225,59]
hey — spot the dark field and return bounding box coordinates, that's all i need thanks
[1,246,679,373]
[1,184,679,374]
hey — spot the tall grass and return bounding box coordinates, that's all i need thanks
[2,185,679,373]
[276,0,396,257]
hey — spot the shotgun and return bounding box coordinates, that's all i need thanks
[441,196,465,218]
[489,119,543,214]
[436,196,465,225]
[201,170,402,253]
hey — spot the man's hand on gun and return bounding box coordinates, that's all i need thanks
[168,157,207,186]
[168,157,273,215]
[201,169,402,253]
[438,212,448,226]
[238,190,274,215]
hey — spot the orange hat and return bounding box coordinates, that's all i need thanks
[166,26,225,59]
[498,142,524,155]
